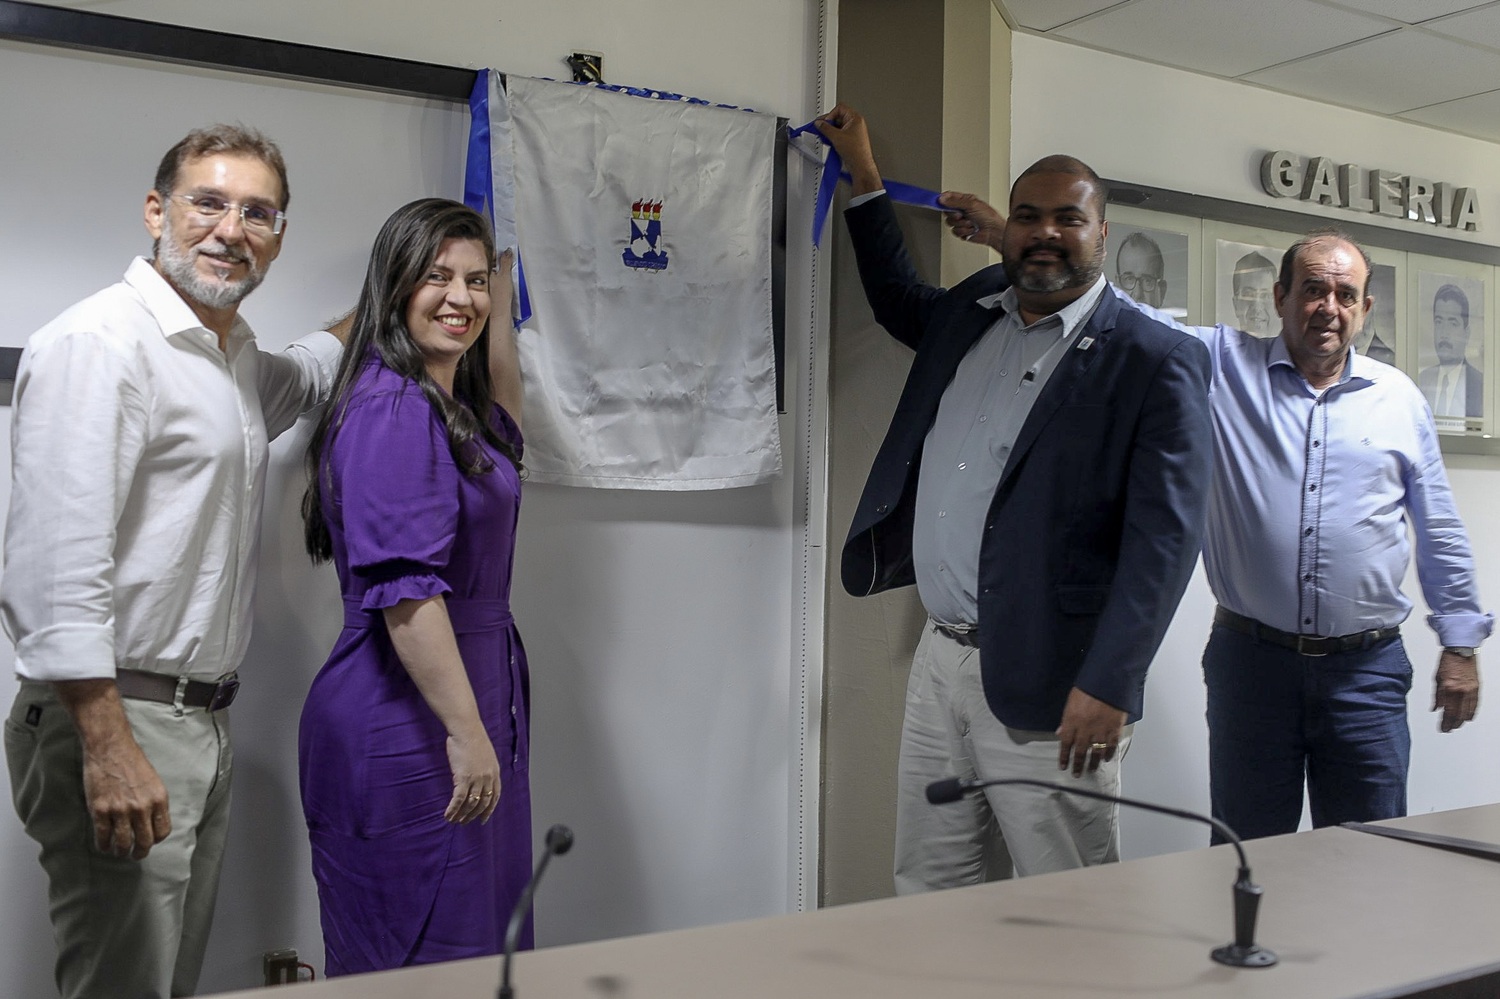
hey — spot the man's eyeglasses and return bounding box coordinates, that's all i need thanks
[171,193,287,235]
[1117,273,1162,294]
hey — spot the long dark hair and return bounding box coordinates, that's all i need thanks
[302,197,520,562]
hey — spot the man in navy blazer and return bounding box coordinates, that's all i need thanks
[817,105,1211,890]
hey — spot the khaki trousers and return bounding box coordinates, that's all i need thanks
[5,680,233,999]
[893,621,1132,893]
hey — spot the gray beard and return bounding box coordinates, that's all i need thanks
[156,218,264,311]
[1005,236,1105,296]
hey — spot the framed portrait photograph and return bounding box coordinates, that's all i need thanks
[1407,254,1491,437]
[1357,244,1403,370]
[1203,223,1292,338]
[1102,206,1197,322]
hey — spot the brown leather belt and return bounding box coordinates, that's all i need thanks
[115,668,240,711]
[1213,607,1398,657]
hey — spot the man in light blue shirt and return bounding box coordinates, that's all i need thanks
[943,199,1491,840]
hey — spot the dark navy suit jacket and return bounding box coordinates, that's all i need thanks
[841,196,1213,730]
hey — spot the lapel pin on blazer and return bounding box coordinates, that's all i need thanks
[1076,336,1096,351]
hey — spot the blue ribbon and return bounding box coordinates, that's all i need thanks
[787,119,948,246]
[551,77,758,112]
[464,69,493,218]
[465,69,533,326]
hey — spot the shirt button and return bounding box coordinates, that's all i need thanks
[1313,441,1321,447]
[958,462,967,470]
[1303,574,1313,581]
[1304,618,1313,626]
[1304,528,1313,536]
[1308,484,1317,492]
[939,511,946,518]
[511,705,517,715]
[979,416,987,423]
[999,370,1007,377]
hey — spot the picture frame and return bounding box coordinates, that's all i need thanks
[1407,253,1492,438]
[1360,245,1404,370]
[1103,205,1200,324]
[1203,221,1291,338]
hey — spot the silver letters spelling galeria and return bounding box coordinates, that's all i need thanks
[1261,151,1480,233]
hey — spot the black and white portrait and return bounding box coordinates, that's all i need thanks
[1416,271,1485,425]
[1106,224,1189,319]
[1354,263,1397,366]
[1215,239,1282,337]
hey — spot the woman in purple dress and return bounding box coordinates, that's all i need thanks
[298,198,531,975]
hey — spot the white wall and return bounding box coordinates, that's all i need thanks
[1,1,826,993]
[1011,35,1500,247]
[1009,34,1500,858]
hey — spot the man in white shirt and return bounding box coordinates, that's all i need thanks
[1418,283,1483,419]
[1,125,346,999]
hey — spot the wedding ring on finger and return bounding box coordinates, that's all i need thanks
[1089,742,1109,752]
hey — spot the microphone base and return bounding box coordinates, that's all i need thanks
[1211,943,1278,968]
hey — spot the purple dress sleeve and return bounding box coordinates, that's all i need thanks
[491,403,523,459]
[329,388,460,611]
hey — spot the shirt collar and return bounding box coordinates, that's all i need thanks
[979,274,1109,342]
[124,256,254,345]
[1267,332,1370,391]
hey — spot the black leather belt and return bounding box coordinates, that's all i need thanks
[1214,607,1398,657]
[115,669,240,711]
[933,622,979,648]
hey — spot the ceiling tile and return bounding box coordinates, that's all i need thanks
[1423,4,1500,48]
[1053,0,1394,77]
[1324,0,1491,23]
[1398,88,1500,142]
[1244,28,1500,113]
[999,0,1131,32]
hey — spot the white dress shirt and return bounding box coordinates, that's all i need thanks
[1,257,340,682]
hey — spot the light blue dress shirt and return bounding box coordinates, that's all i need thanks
[913,278,1108,626]
[1127,296,1492,647]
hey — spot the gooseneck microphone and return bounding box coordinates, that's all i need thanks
[498,823,575,999]
[926,777,1277,968]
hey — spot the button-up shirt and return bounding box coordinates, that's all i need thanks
[1,258,341,682]
[1127,297,1491,646]
[914,276,1108,625]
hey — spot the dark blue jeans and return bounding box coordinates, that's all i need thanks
[1203,623,1413,843]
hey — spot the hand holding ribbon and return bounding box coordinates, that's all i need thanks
[790,104,948,246]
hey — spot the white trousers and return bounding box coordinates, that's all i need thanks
[893,621,1132,893]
